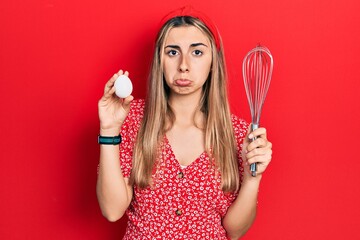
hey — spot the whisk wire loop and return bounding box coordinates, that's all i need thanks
[242,45,273,177]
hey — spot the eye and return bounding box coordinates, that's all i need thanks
[167,50,178,56]
[193,50,203,56]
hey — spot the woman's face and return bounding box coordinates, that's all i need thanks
[162,25,212,96]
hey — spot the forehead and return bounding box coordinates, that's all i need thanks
[164,25,211,46]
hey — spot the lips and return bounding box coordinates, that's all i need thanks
[174,79,191,86]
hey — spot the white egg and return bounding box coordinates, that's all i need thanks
[114,75,133,98]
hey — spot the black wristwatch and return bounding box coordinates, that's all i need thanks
[98,134,122,145]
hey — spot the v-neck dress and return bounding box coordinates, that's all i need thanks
[119,99,249,240]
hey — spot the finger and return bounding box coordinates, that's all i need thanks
[246,147,265,159]
[103,85,116,99]
[122,95,134,110]
[104,73,119,94]
[248,127,267,140]
[247,152,272,166]
[104,69,128,94]
[109,85,116,96]
[246,151,272,176]
[246,138,268,152]
[246,147,272,161]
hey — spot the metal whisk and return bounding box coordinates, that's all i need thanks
[242,45,273,177]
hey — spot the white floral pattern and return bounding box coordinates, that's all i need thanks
[119,99,248,240]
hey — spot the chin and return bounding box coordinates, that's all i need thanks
[175,88,192,94]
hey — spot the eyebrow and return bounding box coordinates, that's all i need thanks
[165,43,208,49]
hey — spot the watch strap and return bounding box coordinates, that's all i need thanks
[98,134,122,145]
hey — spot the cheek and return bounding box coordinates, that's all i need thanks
[201,55,212,70]
[199,59,212,78]
[162,65,173,85]
[163,60,176,75]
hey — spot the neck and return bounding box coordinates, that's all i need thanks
[168,91,204,127]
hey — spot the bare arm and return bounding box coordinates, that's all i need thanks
[96,70,134,222]
[223,127,272,239]
[96,141,133,221]
[223,176,261,239]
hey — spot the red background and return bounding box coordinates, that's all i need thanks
[1,0,360,239]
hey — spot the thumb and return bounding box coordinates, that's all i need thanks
[244,123,252,144]
[122,95,134,110]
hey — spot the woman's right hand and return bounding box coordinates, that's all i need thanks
[98,70,134,136]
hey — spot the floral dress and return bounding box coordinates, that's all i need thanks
[119,99,248,239]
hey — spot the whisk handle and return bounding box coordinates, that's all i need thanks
[250,123,258,177]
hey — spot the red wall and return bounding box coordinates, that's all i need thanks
[1,0,359,239]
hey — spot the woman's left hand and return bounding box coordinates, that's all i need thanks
[242,127,272,179]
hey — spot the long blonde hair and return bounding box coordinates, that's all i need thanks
[130,16,239,192]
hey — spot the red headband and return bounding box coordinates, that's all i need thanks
[158,6,221,51]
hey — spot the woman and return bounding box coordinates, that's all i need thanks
[97,6,272,239]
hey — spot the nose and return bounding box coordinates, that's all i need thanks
[179,55,189,72]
